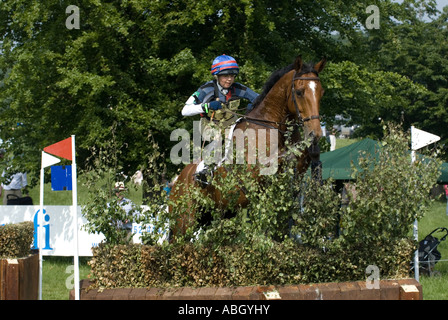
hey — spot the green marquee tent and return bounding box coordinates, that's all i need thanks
[319,138,448,183]
[439,162,448,183]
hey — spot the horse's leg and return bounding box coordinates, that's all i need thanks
[170,164,199,240]
[308,143,322,184]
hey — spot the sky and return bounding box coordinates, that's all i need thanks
[394,0,448,21]
[423,0,448,21]
[424,0,448,21]
[436,0,448,11]
[395,0,448,15]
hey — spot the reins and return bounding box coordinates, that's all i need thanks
[222,109,290,132]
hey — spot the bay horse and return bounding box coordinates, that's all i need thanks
[169,56,326,239]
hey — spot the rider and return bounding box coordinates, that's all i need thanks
[182,54,259,185]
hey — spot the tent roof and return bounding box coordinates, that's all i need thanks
[319,138,448,183]
[320,138,381,180]
[439,162,448,184]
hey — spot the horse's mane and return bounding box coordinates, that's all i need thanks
[252,60,317,109]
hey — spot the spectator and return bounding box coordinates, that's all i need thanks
[329,129,337,151]
[113,182,138,243]
[0,149,28,205]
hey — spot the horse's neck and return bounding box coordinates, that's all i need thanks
[248,74,291,123]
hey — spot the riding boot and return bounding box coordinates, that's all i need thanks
[193,165,211,188]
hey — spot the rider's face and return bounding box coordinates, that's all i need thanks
[217,74,236,89]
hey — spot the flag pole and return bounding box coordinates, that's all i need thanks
[411,126,420,282]
[71,135,80,300]
[43,137,77,297]
[410,126,440,282]
[38,152,45,300]
[38,152,61,300]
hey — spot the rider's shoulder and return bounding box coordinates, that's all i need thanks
[199,80,215,90]
[232,82,249,91]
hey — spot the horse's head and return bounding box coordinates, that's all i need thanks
[289,56,326,144]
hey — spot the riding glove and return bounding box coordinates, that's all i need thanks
[202,101,222,113]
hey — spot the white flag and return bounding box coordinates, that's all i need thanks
[411,126,440,151]
[42,151,61,168]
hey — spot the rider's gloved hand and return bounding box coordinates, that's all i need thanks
[202,101,222,113]
[209,101,222,110]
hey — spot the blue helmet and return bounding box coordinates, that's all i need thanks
[211,54,239,75]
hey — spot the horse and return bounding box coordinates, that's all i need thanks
[169,56,326,239]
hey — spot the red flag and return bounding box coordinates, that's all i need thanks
[44,137,72,161]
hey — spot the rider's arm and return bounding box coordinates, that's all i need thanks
[234,83,259,112]
[244,87,259,104]
[182,92,222,116]
[182,92,205,116]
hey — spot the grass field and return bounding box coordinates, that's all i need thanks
[42,256,91,300]
[27,176,143,206]
[416,200,448,300]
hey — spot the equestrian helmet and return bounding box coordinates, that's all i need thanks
[211,54,239,75]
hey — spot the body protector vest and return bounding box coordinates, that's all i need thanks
[197,80,258,130]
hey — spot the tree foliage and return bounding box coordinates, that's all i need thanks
[0,0,446,186]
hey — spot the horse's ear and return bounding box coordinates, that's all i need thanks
[294,56,303,72]
[314,57,327,73]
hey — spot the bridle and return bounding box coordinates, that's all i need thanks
[291,71,321,125]
[291,70,323,182]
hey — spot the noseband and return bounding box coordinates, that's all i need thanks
[291,71,321,124]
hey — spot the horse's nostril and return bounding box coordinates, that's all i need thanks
[306,130,318,142]
[307,131,322,145]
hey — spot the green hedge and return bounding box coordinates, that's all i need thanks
[0,221,34,258]
[88,237,415,289]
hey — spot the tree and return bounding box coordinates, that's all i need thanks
[372,6,448,146]
[0,0,182,185]
[0,0,444,188]
[317,0,445,141]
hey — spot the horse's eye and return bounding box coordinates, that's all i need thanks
[295,90,303,97]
